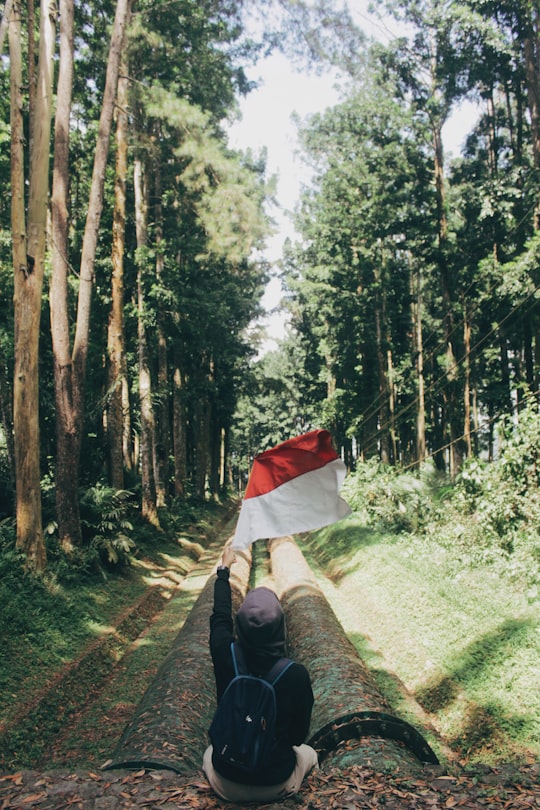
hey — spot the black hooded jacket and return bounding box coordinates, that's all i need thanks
[209,568,314,786]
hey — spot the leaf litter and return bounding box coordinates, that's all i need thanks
[0,761,538,809]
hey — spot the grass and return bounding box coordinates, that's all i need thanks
[44,584,208,770]
[0,502,228,732]
[299,514,540,766]
[1,486,538,771]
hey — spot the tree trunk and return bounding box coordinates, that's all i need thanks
[414,267,426,465]
[208,417,221,498]
[219,425,227,494]
[50,0,131,549]
[153,165,170,508]
[11,0,56,571]
[387,349,398,464]
[433,123,461,475]
[499,333,513,414]
[134,157,159,526]
[463,306,472,459]
[50,0,80,552]
[107,42,130,491]
[122,371,134,472]
[0,0,14,55]
[154,322,169,507]
[173,363,187,498]
[51,0,129,551]
[72,0,131,422]
[27,0,36,149]
[194,387,211,501]
[360,342,380,460]
[0,344,15,487]
[522,314,535,394]
[523,14,540,228]
[374,291,390,465]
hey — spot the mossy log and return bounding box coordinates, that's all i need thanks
[269,536,438,772]
[103,547,252,774]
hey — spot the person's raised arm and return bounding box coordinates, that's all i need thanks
[220,545,237,571]
[209,544,237,697]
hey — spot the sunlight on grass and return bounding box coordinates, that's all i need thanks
[300,519,540,765]
[181,573,210,592]
[176,536,205,558]
[84,621,118,637]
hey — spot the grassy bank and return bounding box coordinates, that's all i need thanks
[0,502,228,734]
[300,511,539,766]
[1,460,539,772]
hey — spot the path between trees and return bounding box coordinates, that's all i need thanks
[0,513,538,808]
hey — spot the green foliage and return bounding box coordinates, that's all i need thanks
[0,451,14,519]
[276,0,539,471]
[0,521,91,677]
[231,338,320,471]
[0,519,21,577]
[448,398,540,580]
[341,416,540,593]
[302,460,539,764]
[342,459,443,533]
[79,485,136,568]
[0,500,224,756]
[284,72,434,453]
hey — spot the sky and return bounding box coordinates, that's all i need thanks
[226,53,342,348]
[226,4,480,349]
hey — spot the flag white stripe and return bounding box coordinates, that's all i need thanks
[232,458,351,550]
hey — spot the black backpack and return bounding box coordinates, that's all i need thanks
[209,641,293,774]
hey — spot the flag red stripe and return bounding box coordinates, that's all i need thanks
[244,429,338,498]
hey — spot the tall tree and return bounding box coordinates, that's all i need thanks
[50,0,76,550]
[0,0,13,55]
[50,0,131,551]
[287,77,431,464]
[380,0,479,472]
[133,153,159,524]
[106,38,131,490]
[10,0,56,571]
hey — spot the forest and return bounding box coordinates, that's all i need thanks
[0,1,539,576]
[0,0,539,792]
[0,0,540,571]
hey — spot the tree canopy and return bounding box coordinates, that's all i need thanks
[0,0,539,571]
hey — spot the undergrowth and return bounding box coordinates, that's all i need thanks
[303,403,540,766]
[0,494,228,732]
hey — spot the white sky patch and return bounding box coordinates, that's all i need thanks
[228,5,481,351]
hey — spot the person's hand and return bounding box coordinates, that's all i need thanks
[221,545,237,569]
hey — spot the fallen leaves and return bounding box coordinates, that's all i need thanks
[0,762,538,810]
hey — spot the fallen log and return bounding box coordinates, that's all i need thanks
[269,535,439,772]
[102,545,251,774]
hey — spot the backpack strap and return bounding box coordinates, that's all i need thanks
[231,641,246,677]
[231,641,294,684]
[266,657,294,686]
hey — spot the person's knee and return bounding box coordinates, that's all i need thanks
[202,745,213,774]
[294,743,319,776]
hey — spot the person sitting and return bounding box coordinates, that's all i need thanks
[203,545,318,803]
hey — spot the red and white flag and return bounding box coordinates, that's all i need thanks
[232,429,352,550]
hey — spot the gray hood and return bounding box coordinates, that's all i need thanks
[235,586,287,657]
